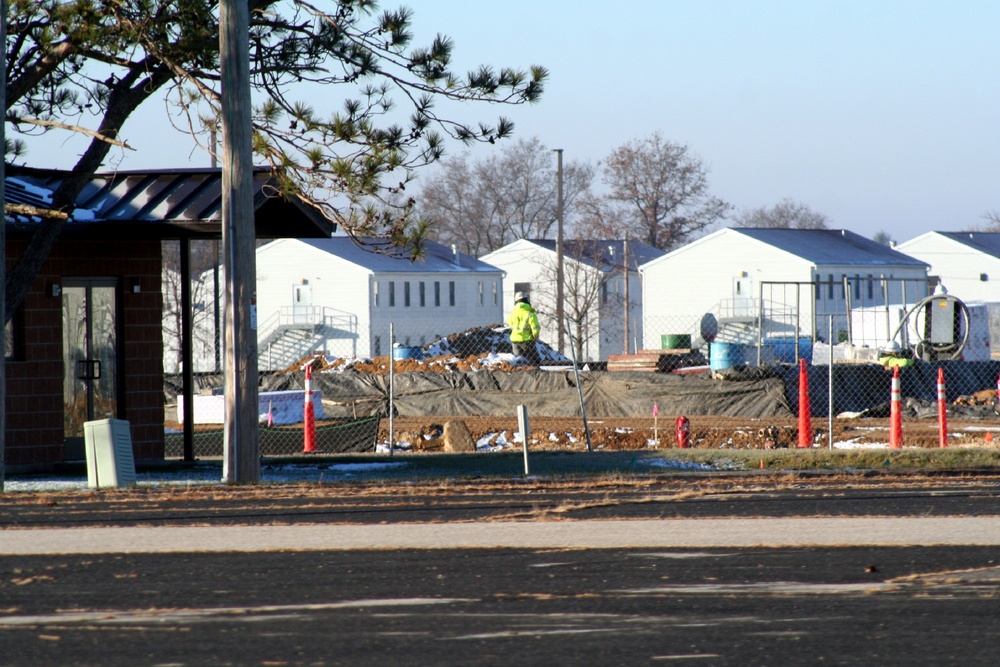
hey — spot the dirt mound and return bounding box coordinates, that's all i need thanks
[279,324,568,374]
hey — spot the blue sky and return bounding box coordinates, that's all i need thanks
[22,1,1000,242]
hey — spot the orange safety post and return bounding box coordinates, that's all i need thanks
[797,358,812,448]
[889,365,904,449]
[937,367,948,448]
[303,365,317,453]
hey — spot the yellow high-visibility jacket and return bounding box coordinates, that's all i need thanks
[507,301,540,343]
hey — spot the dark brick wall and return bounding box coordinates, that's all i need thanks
[5,237,164,467]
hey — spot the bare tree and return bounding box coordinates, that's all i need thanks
[979,210,1000,231]
[598,132,729,251]
[733,198,829,229]
[533,241,639,361]
[417,137,594,255]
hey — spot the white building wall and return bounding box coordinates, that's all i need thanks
[896,233,1000,304]
[641,229,930,348]
[641,230,814,347]
[255,239,502,362]
[368,273,503,355]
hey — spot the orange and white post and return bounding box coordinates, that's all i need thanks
[937,367,948,448]
[889,366,904,449]
[303,365,317,453]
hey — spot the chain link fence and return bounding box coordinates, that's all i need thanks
[163,271,1000,458]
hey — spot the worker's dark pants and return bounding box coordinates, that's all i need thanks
[512,341,541,366]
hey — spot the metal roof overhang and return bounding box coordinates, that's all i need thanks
[4,165,336,240]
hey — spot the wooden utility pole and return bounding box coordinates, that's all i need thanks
[219,0,260,482]
[1,0,7,492]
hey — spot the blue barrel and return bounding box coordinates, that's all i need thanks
[770,337,813,364]
[392,346,423,360]
[709,342,746,371]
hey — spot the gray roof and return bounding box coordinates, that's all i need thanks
[294,237,502,274]
[932,231,1000,259]
[734,228,928,267]
[5,166,334,239]
[527,239,665,271]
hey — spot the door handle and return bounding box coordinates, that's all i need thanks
[76,359,101,380]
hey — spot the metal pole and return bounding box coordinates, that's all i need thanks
[828,314,834,450]
[517,405,530,475]
[180,239,194,462]
[795,282,801,360]
[622,237,629,354]
[843,275,853,345]
[388,323,394,456]
[554,149,565,356]
[565,314,592,452]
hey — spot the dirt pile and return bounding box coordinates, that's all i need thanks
[281,324,568,374]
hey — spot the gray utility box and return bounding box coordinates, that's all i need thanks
[84,418,137,489]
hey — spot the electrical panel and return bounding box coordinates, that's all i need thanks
[84,418,137,489]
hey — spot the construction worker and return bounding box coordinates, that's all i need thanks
[507,291,541,367]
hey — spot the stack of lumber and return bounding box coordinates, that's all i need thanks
[607,349,705,372]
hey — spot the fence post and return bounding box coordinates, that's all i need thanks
[517,405,530,475]
[827,315,834,450]
[388,323,395,456]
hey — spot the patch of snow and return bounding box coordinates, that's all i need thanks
[4,461,413,492]
[638,458,715,471]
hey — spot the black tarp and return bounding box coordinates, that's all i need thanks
[165,359,1000,422]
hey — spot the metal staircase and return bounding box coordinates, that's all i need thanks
[257,306,360,370]
[712,298,801,345]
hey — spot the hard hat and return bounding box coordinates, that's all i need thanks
[514,291,529,303]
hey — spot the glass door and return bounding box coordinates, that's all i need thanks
[62,279,119,453]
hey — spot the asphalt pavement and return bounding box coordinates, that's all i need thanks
[3,477,1000,665]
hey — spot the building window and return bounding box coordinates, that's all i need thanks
[404,282,411,307]
[419,281,426,307]
[478,281,484,306]
[434,281,441,307]
[449,281,455,306]
[867,274,874,301]
[601,280,609,304]
[373,281,380,307]
[388,281,395,307]
[827,274,834,300]
[814,275,821,301]
[374,336,381,356]
[853,274,861,301]
[492,281,498,305]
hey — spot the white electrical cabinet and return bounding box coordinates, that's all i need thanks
[84,418,137,489]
